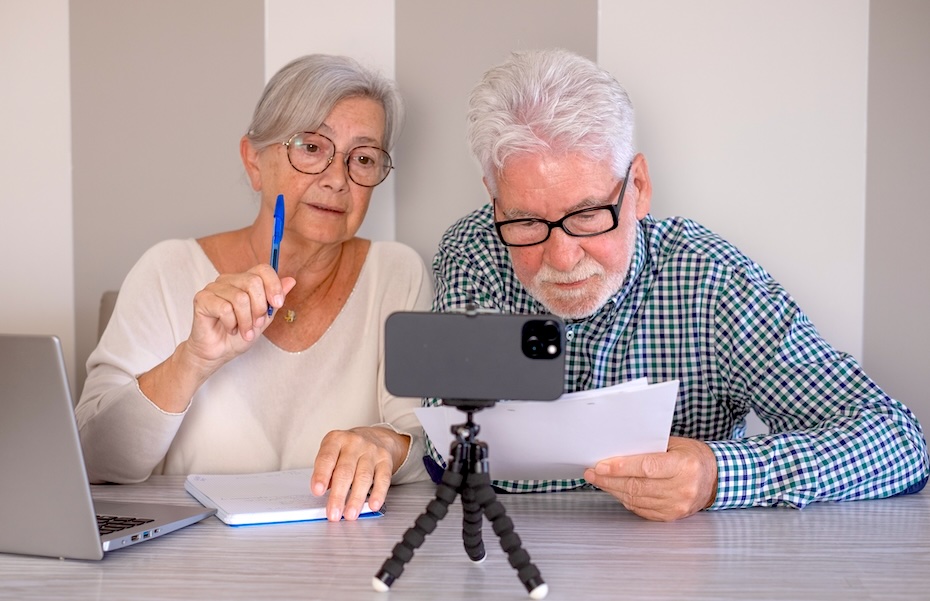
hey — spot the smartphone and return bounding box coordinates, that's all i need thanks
[384,311,565,402]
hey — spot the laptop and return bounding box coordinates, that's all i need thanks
[0,334,215,560]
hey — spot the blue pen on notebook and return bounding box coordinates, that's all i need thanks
[267,194,285,316]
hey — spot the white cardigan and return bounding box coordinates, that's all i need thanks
[76,239,432,484]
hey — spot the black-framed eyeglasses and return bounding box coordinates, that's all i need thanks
[283,131,393,187]
[493,162,632,247]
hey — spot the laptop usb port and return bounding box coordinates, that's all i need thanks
[131,534,140,542]
[142,531,151,539]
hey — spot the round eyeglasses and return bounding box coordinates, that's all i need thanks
[493,162,632,247]
[283,131,393,187]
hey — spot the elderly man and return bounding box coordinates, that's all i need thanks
[424,48,929,521]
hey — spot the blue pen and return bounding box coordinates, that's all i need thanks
[268,194,285,316]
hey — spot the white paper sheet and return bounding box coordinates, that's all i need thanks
[415,379,679,481]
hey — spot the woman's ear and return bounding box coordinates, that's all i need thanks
[240,136,263,191]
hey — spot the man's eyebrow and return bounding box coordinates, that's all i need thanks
[498,205,539,220]
[498,196,610,220]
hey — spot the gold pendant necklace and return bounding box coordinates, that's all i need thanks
[283,309,297,323]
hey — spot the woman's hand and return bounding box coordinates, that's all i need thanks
[310,426,411,521]
[185,264,296,369]
[138,264,295,413]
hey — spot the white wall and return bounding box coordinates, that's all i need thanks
[69,0,265,392]
[0,0,76,386]
[265,0,397,242]
[599,0,869,358]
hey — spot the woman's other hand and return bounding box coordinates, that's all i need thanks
[310,427,411,521]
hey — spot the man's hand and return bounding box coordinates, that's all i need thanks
[310,426,410,521]
[583,436,718,521]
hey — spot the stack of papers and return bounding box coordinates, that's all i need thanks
[415,378,678,481]
[184,468,382,526]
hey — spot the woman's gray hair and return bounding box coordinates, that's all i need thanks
[245,54,404,152]
[466,49,635,196]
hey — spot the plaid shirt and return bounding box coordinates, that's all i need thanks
[425,204,929,509]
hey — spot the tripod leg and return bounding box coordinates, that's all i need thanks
[372,469,462,592]
[468,472,549,600]
[460,480,486,562]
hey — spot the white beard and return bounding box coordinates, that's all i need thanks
[522,224,636,320]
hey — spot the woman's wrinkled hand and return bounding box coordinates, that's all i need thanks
[310,427,411,521]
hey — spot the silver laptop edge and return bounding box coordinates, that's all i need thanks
[0,334,214,560]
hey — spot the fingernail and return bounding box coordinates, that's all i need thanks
[255,315,266,327]
[345,507,358,520]
[274,294,284,307]
[368,499,382,511]
[329,508,342,521]
[595,463,608,475]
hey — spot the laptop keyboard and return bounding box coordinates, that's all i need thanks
[97,514,154,535]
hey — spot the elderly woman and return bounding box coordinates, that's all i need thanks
[75,54,431,522]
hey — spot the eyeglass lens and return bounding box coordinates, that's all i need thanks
[498,207,617,246]
[286,132,392,187]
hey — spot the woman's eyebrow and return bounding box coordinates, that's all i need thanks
[317,122,382,146]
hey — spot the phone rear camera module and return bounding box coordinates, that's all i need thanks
[522,319,563,359]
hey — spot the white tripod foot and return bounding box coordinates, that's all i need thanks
[372,577,390,593]
[529,583,549,599]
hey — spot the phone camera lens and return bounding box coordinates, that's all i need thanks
[523,319,562,359]
[542,321,560,342]
[526,335,542,354]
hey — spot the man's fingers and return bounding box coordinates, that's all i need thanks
[594,452,676,479]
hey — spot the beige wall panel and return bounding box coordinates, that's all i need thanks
[394,0,598,264]
[70,0,265,389]
[864,0,930,425]
[0,0,75,388]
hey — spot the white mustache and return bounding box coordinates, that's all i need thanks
[535,260,604,285]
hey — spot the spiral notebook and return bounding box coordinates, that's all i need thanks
[185,468,383,525]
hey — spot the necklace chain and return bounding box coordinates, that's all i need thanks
[251,230,350,326]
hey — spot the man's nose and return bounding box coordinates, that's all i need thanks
[542,227,584,272]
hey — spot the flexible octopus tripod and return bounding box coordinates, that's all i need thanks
[371,399,549,600]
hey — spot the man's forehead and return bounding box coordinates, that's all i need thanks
[496,152,617,214]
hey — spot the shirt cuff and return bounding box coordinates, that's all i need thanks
[705,440,765,510]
